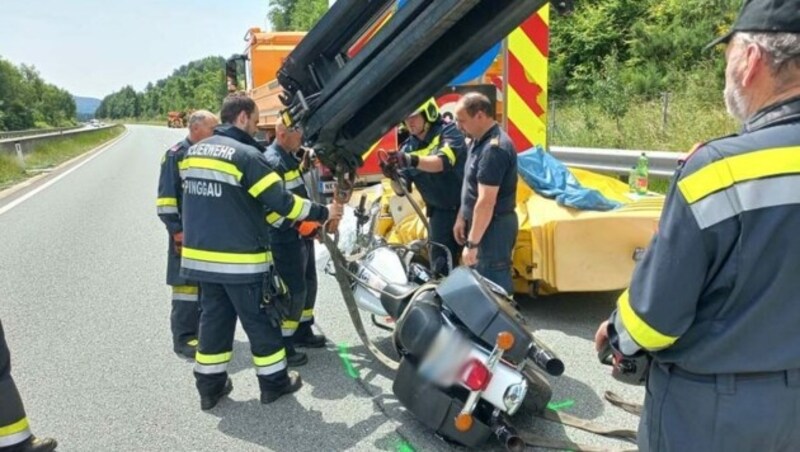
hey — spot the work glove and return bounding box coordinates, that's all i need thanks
[295,220,321,239]
[386,151,418,169]
[379,158,398,179]
[172,232,183,255]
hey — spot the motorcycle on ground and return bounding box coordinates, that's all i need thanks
[322,187,564,451]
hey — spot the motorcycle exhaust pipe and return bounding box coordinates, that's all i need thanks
[492,417,525,452]
[529,339,565,376]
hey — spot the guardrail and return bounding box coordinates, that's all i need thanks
[0,125,118,165]
[0,126,84,141]
[549,146,687,179]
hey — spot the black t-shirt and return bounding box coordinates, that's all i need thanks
[460,123,517,220]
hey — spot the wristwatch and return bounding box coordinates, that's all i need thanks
[465,240,480,249]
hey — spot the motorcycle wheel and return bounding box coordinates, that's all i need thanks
[521,364,553,415]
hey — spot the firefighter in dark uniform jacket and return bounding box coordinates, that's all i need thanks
[384,99,468,275]
[180,95,342,410]
[0,320,57,452]
[595,1,800,450]
[263,123,326,367]
[454,92,518,294]
[156,110,218,359]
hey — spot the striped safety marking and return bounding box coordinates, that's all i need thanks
[506,5,549,151]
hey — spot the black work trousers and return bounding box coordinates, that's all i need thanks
[194,281,288,397]
[0,320,32,449]
[271,238,318,342]
[640,362,800,451]
[428,207,461,276]
[166,237,200,346]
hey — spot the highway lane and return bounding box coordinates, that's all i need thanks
[0,124,642,451]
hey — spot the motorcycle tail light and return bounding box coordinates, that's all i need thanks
[460,359,492,391]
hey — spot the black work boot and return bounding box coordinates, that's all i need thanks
[200,378,233,411]
[174,338,197,360]
[6,436,58,452]
[286,347,308,367]
[293,324,326,348]
[260,371,303,404]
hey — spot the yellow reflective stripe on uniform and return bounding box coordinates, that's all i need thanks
[0,417,29,438]
[282,320,299,337]
[253,348,286,367]
[439,143,456,166]
[180,157,242,181]
[285,195,308,220]
[300,309,314,322]
[156,197,178,207]
[172,285,198,295]
[409,135,440,158]
[617,289,678,351]
[196,351,232,365]
[678,146,800,204]
[689,175,800,229]
[284,169,301,181]
[409,134,456,166]
[266,211,283,225]
[248,172,282,198]
[182,247,272,264]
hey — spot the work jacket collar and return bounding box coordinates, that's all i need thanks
[214,124,266,152]
[744,95,800,133]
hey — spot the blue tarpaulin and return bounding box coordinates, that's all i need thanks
[518,146,621,211]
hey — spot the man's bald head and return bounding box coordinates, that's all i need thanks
[274,121,303,152]
[188,110,219,142]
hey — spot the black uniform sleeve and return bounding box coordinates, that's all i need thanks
[610,147,723,355]
[156,150,183,235]
[477,142,511,186]
[436,123,467,171]
[241,152,329,223]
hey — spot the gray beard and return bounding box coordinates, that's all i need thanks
[723,73,749,123]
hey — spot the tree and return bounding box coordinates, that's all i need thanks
[268,0,327,31]
[0,57,77,130]
[96,56,228,120]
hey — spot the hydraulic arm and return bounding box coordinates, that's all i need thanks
[277,0,553,173]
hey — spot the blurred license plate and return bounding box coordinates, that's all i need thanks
[319,181,336,193]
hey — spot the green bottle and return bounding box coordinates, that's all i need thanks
[635,152,649,195]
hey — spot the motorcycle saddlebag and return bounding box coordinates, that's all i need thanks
[392,358,492,448]
[436,267,532,363]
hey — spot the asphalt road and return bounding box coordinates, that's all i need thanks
[0,125,643,451]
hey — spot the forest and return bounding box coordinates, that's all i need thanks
[0,57,77,131]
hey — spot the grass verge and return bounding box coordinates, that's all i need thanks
[550,96,738,152]
[0,125,125,189]
[549,96,738,194]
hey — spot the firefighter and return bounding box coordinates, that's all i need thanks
[263,123,326,367]
[382,98,467,275]
[595,1,800,450]
[157,110,219,359]
[453,92,518,294]
[0,320,57,452]
[180,94,342,410]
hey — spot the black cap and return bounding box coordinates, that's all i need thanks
[706,0,800,49]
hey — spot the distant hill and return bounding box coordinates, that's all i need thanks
[73,96,101,118]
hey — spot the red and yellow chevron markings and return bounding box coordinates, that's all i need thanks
[506,5,549,151]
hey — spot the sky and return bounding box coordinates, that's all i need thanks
[0,0,270,99]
